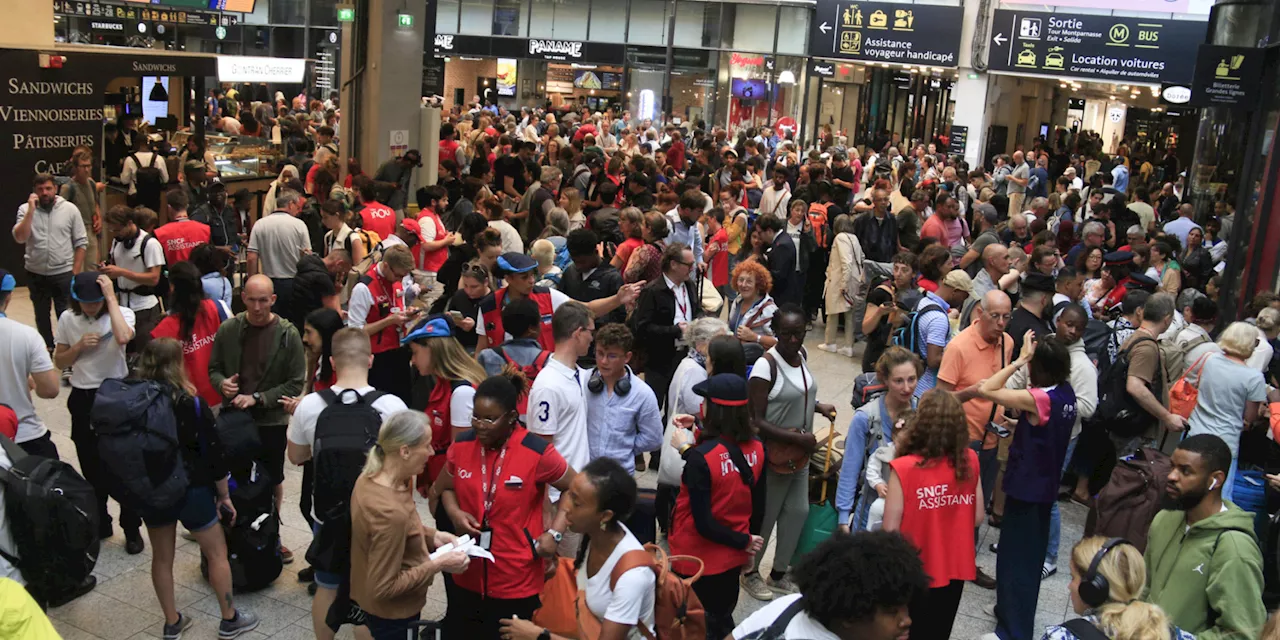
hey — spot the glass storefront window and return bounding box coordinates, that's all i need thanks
[730,4,776,53]
[493,0,525,36]
[628,0,668,46]
[556,0,589,39]
[459,0,495,35]
[530,0,555,37]
[776,6,808,55]
[438,0,461,34]
[673,1,706,48]
[271,26,305,59]
[269,0,305,25]
[589,0,626,41]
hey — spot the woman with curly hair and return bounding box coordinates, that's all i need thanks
[881,388,981,640]
[727,259,778,354]
[731,530,928,640]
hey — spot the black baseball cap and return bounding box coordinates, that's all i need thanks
[692,373,749,407]
[70,272,105,303]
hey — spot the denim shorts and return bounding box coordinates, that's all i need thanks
[142,485,220,532]
[311,521,343,590]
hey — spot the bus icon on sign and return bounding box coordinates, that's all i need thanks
[1019,18,1041,39]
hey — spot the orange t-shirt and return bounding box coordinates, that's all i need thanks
[937,325,1014,448]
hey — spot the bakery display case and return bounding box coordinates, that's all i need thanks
[208,138,282,180]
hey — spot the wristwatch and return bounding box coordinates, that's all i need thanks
[252,392,263,405]
[547,529,564,543]
[537,629,552,640]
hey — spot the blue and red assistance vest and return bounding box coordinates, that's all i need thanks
[668,436,764,576]
[478,287,556,349]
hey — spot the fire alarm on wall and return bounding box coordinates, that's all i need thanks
[38,53,66,69]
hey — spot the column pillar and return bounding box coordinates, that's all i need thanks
[339,0,426,210]
[951,0,992,169]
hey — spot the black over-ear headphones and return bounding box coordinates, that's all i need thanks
[587,367,632,396]
[1078,537,1134,608]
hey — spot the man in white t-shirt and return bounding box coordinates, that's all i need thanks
[732,531,927,640]
[285,327,407,640]
[527,301,594,513]
[101,204,166,355]
[0,269,61,458]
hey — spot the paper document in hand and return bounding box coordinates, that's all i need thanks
[429,534,496,562]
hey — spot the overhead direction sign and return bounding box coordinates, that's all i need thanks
[808,1,964,68]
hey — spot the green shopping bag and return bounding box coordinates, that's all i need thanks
[795,420,839,558]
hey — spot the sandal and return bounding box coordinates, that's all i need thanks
[987,514,1003,528]
[1070,493,1092,507]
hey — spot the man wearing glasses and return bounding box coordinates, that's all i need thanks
[936,289,1016,591]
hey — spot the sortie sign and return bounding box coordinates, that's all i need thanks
[987,10,1206,84]
[808,0,963,67]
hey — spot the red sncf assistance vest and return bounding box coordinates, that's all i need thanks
[359,265,406,355]
[479,287,556,350]
[415,377,472,497]
[447,427,564,599]
[889,450,979,588]
[669,437,764,576]
[415,209,449,273]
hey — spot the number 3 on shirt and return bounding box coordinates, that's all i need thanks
[537,401,550,423]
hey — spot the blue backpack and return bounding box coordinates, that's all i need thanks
[91,379,190,511]
[891,303,944,356]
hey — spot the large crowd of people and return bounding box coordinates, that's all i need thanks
[4,99,1280,640]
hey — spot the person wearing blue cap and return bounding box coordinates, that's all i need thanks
[54,273,143,553]
[474,251,641,354]
[401,314,486,495]
[0,268,63,460]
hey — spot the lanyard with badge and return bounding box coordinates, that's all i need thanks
[477,440,510,550]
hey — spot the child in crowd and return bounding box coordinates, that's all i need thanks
[864,409,915,531]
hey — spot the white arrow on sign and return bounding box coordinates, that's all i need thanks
[993,33,1007,46]
[820,22,831,34]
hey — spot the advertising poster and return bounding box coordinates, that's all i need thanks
[496,58,518,97]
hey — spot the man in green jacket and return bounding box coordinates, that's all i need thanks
[208,274,306,563]
[1145,434,1265,640]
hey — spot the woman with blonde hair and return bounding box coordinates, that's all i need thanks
[1186,320,1267,502]
[349,410,470,640]
[1038,536,1192,640]
[559,187,586,231]
[403,315,487,496]
[131,338,260,639]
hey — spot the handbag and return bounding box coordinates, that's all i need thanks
[760,353,813,475]
[796,421,839,557]
[1169,352,1210,420]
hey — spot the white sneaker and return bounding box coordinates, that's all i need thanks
[983,603,996,619]
[740,573,773,601]
[837,346,855,357]
[818,343,838,353]
[1042,562,1057,580]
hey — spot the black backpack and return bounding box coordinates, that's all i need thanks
[90,379,190,511]
[201,469,283,592]
[312,388,387,519]
[0,433,100,603]
[1095,334,1161,438]
[117,234,170,300]
[306,389,386,574]
[1081,318,1118,374]
[129,152,164,206]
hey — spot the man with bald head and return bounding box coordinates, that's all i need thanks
[209,273,306,563]
[972,243,1012,300]
[1006,150,1031,216]
[1163,202,1203,248]
[937,289,1015,590]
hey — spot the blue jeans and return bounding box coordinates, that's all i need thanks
[364,613,420,640]
[1045,436,1078,565]
[996,497,1052,640]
